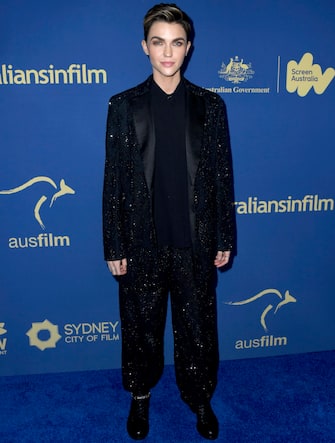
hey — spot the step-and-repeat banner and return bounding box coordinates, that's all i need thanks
[1,0,334,376]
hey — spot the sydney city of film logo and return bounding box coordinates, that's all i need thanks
[26,319,120,351]
[225,289,297,350]
[0,175,75,249]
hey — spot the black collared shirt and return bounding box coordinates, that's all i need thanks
[151,79,192,248]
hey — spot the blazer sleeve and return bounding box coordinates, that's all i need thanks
[214,97,236,253]
[102,97,126,261]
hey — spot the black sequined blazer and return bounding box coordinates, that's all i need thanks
[103,76,235,273]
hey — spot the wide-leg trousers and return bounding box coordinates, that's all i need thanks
[118,246,219,410]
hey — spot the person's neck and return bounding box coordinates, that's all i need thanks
[153,73,182,95]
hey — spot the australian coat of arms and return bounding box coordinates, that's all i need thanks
[218,56,254,84]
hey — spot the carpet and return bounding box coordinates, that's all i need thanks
[1,350,335,442]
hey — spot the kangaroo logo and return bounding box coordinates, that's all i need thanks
[218,55,254,84]
[225,289,297,332]
[0,176,75,229]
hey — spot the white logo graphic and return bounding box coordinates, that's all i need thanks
[286,52,334,97]
[218,56,254,84]
[0,176,75,229]
[26,319,62,351]
[225,289,297,332]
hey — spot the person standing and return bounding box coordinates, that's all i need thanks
[103,3,235,440]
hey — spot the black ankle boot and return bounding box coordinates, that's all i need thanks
[195,403,219,440]
[127,393,150,440]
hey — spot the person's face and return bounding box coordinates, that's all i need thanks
[142,21,191,82]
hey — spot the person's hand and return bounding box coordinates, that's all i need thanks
[214,251,231,268]
[107,258,128,276]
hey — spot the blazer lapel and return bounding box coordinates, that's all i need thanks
[131,91,155,192]
[185,89,205,185]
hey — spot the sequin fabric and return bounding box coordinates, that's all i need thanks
[102,76,235,266]
[119,246,219,409]
[102,76,235,409]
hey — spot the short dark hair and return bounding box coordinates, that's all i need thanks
[143,3,193,41]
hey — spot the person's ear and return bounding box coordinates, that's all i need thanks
[186,41,191,56]
[141,40,149,56]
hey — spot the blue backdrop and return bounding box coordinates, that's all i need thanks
[1,0,334,376]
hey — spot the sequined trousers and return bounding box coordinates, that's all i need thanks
[118,246,219,410]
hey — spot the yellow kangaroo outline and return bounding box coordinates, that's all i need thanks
[0,176,75,229]
[225,289,297,332]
